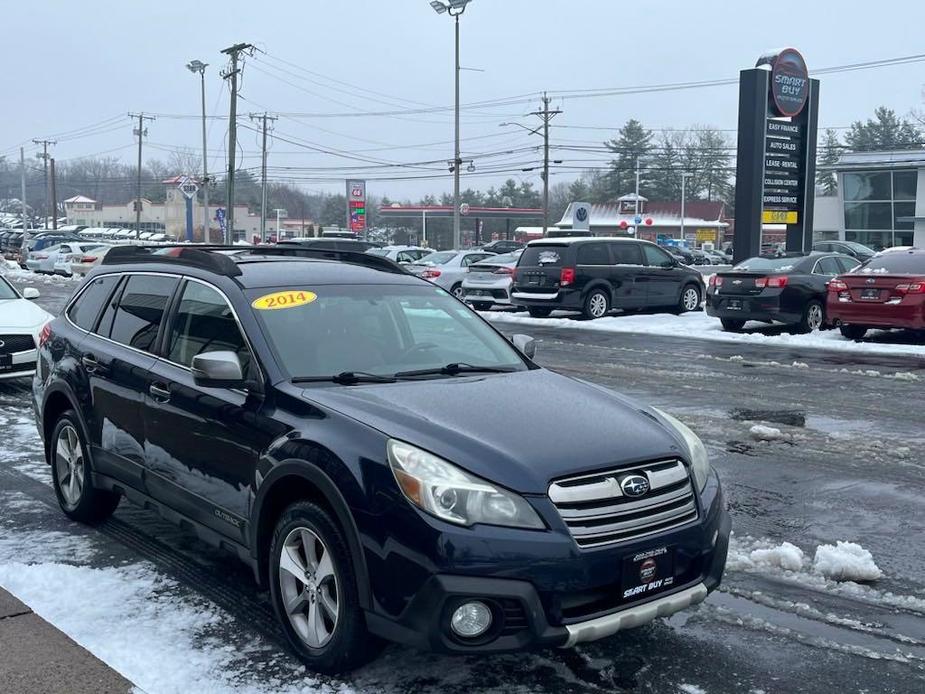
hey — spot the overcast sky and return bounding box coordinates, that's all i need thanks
[3,0,925,200]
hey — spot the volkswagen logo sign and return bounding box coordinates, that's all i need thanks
[620,474,650,497]
[575,206,588,222]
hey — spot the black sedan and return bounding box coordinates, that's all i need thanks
[706,252,861,333]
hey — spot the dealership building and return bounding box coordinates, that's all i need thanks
[814,150,925,250]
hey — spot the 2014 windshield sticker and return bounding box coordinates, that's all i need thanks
[252,290,317,310]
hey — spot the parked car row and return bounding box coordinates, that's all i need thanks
[705,247,925,340]
[0,274,51,381]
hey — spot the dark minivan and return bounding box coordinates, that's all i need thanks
[34,245,729,673]
[512,238,705,319]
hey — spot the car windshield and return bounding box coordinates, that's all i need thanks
[854,253,925,274]
[414,251,455,265]
[734,257,800,272]
[0,277,18,300]
[250,284,527,380]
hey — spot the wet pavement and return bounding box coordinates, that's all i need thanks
[0,276,923,693]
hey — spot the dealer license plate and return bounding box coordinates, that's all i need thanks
[621,546,676,601]
[861,288,881,301]
[726,299,743,311]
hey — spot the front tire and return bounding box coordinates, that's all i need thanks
[50,411,120,524]
[840,325,867,340]
[721,318,746,332]
[676,284,702,314]
[583,288,610,319]
[269,501,378,674]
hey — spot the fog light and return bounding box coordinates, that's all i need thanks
[450,601,492,638]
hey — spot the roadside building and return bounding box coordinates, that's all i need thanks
[817,150,925,250]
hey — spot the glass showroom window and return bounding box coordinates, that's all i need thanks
[843,170,919,249]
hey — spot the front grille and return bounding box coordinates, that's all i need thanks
[548,459,698,549]
[498,598,528,635]
[0,334,36,354]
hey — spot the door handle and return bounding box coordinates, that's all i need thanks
[81,354,99,372]
[148,383,171,402]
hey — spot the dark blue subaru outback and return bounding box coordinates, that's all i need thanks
[33,245,730,673]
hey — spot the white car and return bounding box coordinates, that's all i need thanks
[52,243,110,276]
[367,245,433,265]
[71,245,115,276]
[0,275,52,381]
[409,250,497,298]
[461,250,523,310]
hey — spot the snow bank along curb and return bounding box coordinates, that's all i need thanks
[481,309,925,359]
[729,538,882,582]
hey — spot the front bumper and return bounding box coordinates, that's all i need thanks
[364,475,730,654]
[0,348,38,381]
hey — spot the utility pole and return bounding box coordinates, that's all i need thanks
[186,60,211,241]
[529,93,562,235]
[129,113,155,239]
[221,42,254,244]
[20,147,28,233]
[49,158,58,230]
[274,208,286,239]
[453,13,461,249]
[249,112,277,243]
[32,139,54,228]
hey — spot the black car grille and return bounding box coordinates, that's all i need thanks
[0,334,36,354]
[498,598,529,635]
[548,459,698,549]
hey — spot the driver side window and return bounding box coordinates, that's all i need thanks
[642,244,674,268]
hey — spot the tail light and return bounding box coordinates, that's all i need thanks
[39,323,52,347]
[510,267,517,281]
[559,267,576,286]
[421,268,441,279]
[755,276,788,289]
[80,255,98,263]
[895,282,925,295]
[828,279,849,292]
[493,267,514,276]
[709,275,724,287]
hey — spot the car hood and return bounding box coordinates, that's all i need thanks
[300,368,684,494]
[0,298,52,331]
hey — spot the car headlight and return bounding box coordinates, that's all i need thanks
[652,409,711,491]
[387,439,544,529]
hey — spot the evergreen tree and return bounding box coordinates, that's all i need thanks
[816,129,841,195]
[603,119,652,200]
[646,131,686,200]
[845,107,922,151]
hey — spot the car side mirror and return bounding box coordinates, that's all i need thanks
[191,351,245,388]
[22,287,40,300]
[512,333,536,359]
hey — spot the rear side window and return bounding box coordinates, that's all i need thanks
[642,244,674,267]
[814,257,841,276]
[611,243,643,265]
[68,275,120,331]
[576,243,609,265]
[167,282,251,377]
[836,257,861,273]
[519,246,565,267]
[108,275,179,352]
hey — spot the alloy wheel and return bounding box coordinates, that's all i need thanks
[807,304,824,331]
[452,285,465,299]
[278,527,339,649]
[55,424,85,507]
[683,287,700,311]
[589,293,608,318]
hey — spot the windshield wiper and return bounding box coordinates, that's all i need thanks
[394,363,514,379]
[292,371,397,385]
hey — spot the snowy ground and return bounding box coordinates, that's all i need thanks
[481,308,925,359]
[1,278,923,693]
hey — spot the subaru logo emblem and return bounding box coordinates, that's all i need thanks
[866,278,876,284]
[620,474,650,497]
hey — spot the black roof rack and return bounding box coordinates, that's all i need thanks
[101,245,244,277]
[240,245,408,274]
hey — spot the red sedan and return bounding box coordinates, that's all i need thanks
[827,249,925,339]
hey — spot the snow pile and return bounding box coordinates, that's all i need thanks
[812,541,882,582]
[481,309,925,358]
[678,685,707,694]
[747,541,805,572]
[749,424,790,442]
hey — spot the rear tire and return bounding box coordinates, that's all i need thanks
[450,283,465,300]
[795,300,825,334]
[527,306,552,318]
[50,411,120,524]
[720,318,746,332]
[676,284,702,314]
[583,288,610,319]
[269,501,380,674]
[839,325,867,340]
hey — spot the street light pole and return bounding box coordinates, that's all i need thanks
[680,172,693,245]
[187,61,210,242]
